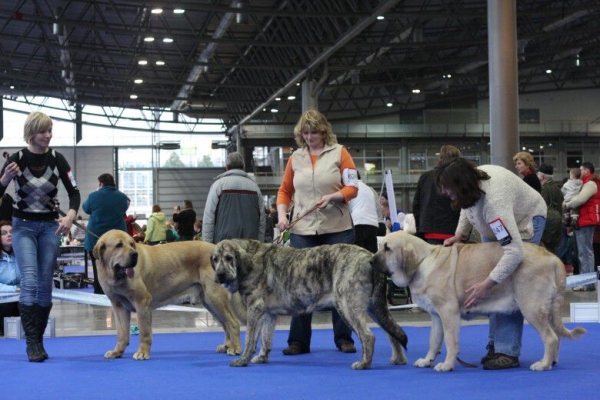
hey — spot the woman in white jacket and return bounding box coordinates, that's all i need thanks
[437,158,546,370]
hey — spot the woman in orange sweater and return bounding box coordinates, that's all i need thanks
[276,109,359,356]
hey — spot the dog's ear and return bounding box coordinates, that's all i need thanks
[232,243,249,270]
[370,242,389,272]
[402,242,418,270]
[93,239,106,263]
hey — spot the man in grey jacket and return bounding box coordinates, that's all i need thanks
[202,152,265,243]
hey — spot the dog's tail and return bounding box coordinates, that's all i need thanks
[369,270,408,350]
[550,257,587,340]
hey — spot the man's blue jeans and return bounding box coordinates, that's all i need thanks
[12,218,60,307]
[574,225,596,290]
[487,215,546,357]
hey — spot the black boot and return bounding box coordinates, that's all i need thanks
[18,303,45,362]
[36,304,53,360]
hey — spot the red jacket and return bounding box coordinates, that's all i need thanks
[578,175,600,228]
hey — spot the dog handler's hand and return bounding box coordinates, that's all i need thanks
[276,204,290,231]
[55,209,76,236]
[464,278,496,309]
[317,192,343,209]
[0,162,19,186]
[443,234,464,247]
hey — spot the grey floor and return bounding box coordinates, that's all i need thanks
[35,285,597,338]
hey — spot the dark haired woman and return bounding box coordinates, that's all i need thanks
[83,173,129,294]
[436,158,546,370]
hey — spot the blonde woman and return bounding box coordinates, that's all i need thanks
[513,151,541,192]
[276,109,359,355]
[0,111,80,362]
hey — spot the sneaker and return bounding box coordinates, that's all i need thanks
[480,344,495,364]
[282,344,309,356]
[483,353,520,370]
[572,286,589,292]
[339,343,357,353]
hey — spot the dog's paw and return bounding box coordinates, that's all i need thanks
[530,361,552,371]
[390,355,407,365]
[413,358,432,368]
[132,350,150,360]
[433,362,453,372]
[216,344,228,354]
[104,350,123,359]
[230,358,250,367]
[251,355,268,364]
[351,361,371,370]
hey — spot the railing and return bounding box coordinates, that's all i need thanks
[244,121,600,139]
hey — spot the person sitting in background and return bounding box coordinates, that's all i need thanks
[193,220,203,240]
[0,220,19,336]
[124,197,138,237]
[165,220,179,242]
[144,204,167,245]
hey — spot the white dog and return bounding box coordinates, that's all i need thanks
[371,231,587,371]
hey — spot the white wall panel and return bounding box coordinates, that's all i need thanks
[156,168,223,222]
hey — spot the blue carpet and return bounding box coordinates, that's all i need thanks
[0,323,597,399]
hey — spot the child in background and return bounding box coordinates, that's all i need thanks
[561,167,583,228]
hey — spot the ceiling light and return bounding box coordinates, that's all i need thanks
[144,37,155,42]
[10,85,15,89]
[138,60,148,65]
[576,54,580,67]
[287,95,296,100]
[130,94,138,99]
[173,8,185,14]
[134,79,144,84]
[163,38,173,43]
[275,97,281,101]
[156,60,165,66]
[270,109,278,113]
[386,102,393,107]
[377,15,385,20]
[151,8,163,14]
[412,89,421,94]
[546,69,552,74]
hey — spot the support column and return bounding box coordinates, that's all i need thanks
[488,0,519,169]
[301,80,318,112]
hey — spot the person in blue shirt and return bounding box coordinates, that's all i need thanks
[83,173,129,294]
[0,220,20,336]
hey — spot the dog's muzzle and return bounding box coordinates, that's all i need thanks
[215,269,238,293]
[114,252,138,280]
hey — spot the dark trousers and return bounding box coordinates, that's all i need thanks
[0,301,19,335]
[287,229,355,350]
[354,224,378,253]
[89,252,104,295]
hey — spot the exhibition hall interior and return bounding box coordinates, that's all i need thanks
[1,1,599,398]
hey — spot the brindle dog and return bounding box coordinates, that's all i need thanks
[211,239,408,370]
